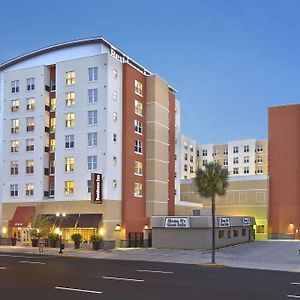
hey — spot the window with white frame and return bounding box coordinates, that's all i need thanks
[233,146,239,153]
[65,113,75,127]
[11,119,20,133]
[26,78,35,91]
[257,156,263,163]
[26,98,35,111]
[26,139,34,151]
[202,160,207,166]
[244,166,249,174]
[135,140,142,154]
[11,80,19,93]
[66,71,76,85]
[112,156,117,166]
[87,180,91,193]
[113,90,118,101]
[112,133,117,142]
[26,160,34,174]
[25,183,34,196]
[190,166,194,173]
[112,180,117,188]
[50,79,56,91]
[88,132,97,147]
[26,117,35,132]
[113,112,118,121]
[233,157,239,164]
[202,149,207,156]
[10,161,18,175]
[50,98,56,111]
[11,140,19,153]
[244,156,249,163]
[233,167,239,175]
[113,68,118,79]
[87,155,97,170]
[10,184,18,197]
[134,100,143,116]
[134,182,142,197]
[50,160,55,174]
[134,120,142,134]
[65,134,74,149]
[190,145,194,152]
[65,157,74,172]
[257,144,263,152]
[66,92,75,106]
[88,110,97,125]
[190,155,194,163]
[134,161,143,175]
[11,100,19,112]
[184,153,188,161]
[223,158,228,166]
[223,148,228,155]
[88,67,98,82]
[184,142,188,150]
[64,181,74,195]
[257,166,263,174]
[184,164,188,171]
[135,80,143,96]
[50,118,56,132]
[50,139,55,152]
[88,88,98,103]
[244,145,249,152]
[50,183,55,196]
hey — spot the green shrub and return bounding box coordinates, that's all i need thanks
[48,233,59,241]
[90,234,102,243]
[71,233,82,242]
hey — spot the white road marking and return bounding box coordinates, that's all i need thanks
[137,269,173,274]
[287,295,300,299]
[0,254,51,259]
[0,267,6,270]
[291,283,300,285]
[55,286,103,294]
[19,260,45,265]
[102,276,144,282]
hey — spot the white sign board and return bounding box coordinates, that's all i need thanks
[164,217,190,228]
[219,217,231,227]
[242,217,251,226]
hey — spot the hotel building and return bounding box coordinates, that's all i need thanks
[0,37,180,245]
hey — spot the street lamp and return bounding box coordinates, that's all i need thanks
[56,213,66,254]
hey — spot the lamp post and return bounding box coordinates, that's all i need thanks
[56,213,66,254]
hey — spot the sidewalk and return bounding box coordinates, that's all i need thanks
[1,240,300,272]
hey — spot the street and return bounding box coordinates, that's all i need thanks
[0,253,299,299]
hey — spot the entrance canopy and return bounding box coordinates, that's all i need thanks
[77,214,102,228]
[10,206,36,228]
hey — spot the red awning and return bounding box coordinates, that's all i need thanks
[10,206,36,228]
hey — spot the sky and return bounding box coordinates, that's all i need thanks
[0,0,299,144]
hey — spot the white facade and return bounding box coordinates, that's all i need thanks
[180,134,198,179]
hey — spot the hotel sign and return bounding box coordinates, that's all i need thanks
[164,217,190,228]
[110,48,129,64]
[219,217,231,227]
[242,217,251,226]
[91,173,102,204]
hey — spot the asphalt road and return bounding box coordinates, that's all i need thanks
[0,252,299,300]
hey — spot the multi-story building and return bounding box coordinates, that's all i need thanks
[0,37,180,245]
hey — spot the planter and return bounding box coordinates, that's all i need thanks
[74,241,80,249]
[31,239,39,247]
[92,241,101,250]
[11,238,17,246]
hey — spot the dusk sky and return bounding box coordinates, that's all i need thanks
[1,0,299,144]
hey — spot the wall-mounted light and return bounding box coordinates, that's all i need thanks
[144,224,149,230]
[56,212,60,217]
[115,224,121,231]
[62,213,66,217]
[1,227,7,234]
[99,227,105,237]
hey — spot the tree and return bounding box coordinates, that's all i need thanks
[194,162,229,264]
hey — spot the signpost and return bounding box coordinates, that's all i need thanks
[91,173,102,204]
[242,217,251,226]
[219,217,231,227]
[164,217,190,228]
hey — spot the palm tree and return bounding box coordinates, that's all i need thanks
[194,162,229,264]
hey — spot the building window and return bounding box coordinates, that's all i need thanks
[184,153,188,161]
[112,133,117,142]
[65,113,75,127]
[134,120,143,134]
[233,157,238,164]
[184,142,188,150]
[87,180,91,193]
[50,183,55,196]
[223,158,228,166]
[50,79,56,91]
[257,166,263,174]
[257,145,263,152]
[244,145,249,152]
[26,139,34,151]
[190,155,194,163]
[11,80,19,93]
[88,132,97,147]
[50,160,55,174]
[50,98,56,111]
[64,181,74,195]
[50,118,56,132]
[26,78,35,91]
[190,145,194,152]
[11,119,20,133]
[66,92,75,106]
[10,184,18,197]
[242,228,246,236]
[256,225,265,233]
[88,67,98,82]
[113,68,118,79]
[190,166,194,173]
[244,156,249,163]
[233,229,239,237]
[65,135,74,149]
[202,149,207,156]
[227,229,231,239]
[134,100,143,116]
[26,117,35,132]
[26,160,34,174]
[135,140,142,154]
[244,167,249,174]
[66,71,75,85]
[11,140,19,153]
[134,182,142,197]
[184,164,188,172]
[233,146,239,153]
[88,110,97,125]
[50,139,56,152]
[26,98,35,111]
[65,157,74,172]
[135,80,143,96]
[112,179,117,189]
[10,161,18,175]
[112,156,117,166]
[25,184,34,196]
[88,155,97,170]
[257,156,263,163]
[202,160,207,167]
[113,90,118,101]
[88,88,98,104]
[11,100,19,112]
[219,230,225,239]
[223,148,228,155]
[113,112,118,121]
[233,167,239,175]
[134,161,143,176]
